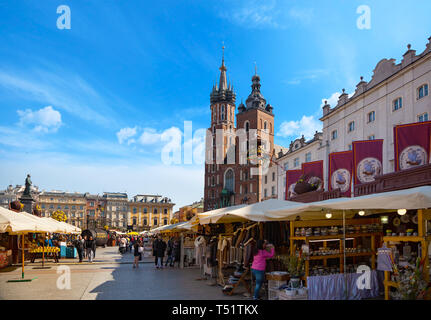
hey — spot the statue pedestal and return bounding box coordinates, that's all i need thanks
[20,195,35,215]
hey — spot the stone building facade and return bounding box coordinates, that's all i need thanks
[129,195,174,231]
[320,39,431,190]
[103,192,129,231]
[38,191,86,228]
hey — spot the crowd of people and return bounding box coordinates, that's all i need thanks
[115,234,182,269]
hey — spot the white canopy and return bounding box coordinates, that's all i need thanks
[0,207,58,234]
[199,199,300,224]
[265,186,431,221]
[198,204,248,224]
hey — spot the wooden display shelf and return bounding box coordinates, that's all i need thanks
[383,235,431,242]
[306,252,373,261]
[291,232,381,241]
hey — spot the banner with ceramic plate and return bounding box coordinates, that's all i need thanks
[301,160,324,191]
[353,139,383,185]
[329,151,353,197]
[394,121,431,171]
[285,169,302,199]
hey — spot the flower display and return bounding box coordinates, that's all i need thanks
[51,210,67,222]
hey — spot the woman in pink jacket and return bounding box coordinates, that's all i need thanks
[251,240,275,300]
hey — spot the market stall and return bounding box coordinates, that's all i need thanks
[264,186,431,300]
[197,200,295,298]
[0,207,59,281]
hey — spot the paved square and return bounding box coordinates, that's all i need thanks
[0,247,248,300]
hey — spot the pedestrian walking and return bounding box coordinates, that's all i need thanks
[172,238,181,267]
[83,235,87,259]
[155,235,167,269]
[152,236,159,267]
[165,237,174,267]
[133,240,144,268]
[84,236,95,263]
[74,235,84,263]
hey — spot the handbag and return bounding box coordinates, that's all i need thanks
[138,246,144,253]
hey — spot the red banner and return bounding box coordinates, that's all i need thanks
[285,170,302,199]
[353,139,383,185]
[301,160,324,191]
[329,151,353,197]
[394,121,431,171]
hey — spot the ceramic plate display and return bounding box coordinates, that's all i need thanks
[401,214,410,224]
[412,214,418,225]
[393,217,401,227]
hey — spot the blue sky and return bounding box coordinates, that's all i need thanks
[1,0,430,210]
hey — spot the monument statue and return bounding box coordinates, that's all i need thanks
[23,174,32,196]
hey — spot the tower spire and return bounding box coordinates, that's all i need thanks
[219,43,227,91]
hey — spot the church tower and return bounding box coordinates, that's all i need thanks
[235,68,275,206]
[204,47,236,211]
[204,52,275,211]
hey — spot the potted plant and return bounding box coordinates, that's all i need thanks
[283,252,305,288]
[391,257,431,300]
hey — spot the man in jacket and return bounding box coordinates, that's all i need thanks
[73,235,84,263]
[165,237,174,267]
[84,236,95,263]
[155,236,167,269]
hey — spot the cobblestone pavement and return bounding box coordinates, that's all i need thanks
[0,246,249,300]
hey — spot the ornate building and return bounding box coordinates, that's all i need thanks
[129,195,174,231]
[204,50,277,211]
[38,191,86,228]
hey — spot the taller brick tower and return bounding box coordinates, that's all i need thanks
[204,51,275,212]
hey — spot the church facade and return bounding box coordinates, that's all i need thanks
[203,51,277,211]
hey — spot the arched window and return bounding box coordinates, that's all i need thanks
[245,121,250,132]
[224,169,234,193]
[154,208,158,214]
[264,121,267,130]
[221,105,225,120]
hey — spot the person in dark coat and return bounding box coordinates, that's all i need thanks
[73,235,84,263]
[155,235,167,269]
[152,236,159,267]
[172,238,181,267]
[165,237,174,267]
[84,236,95,263]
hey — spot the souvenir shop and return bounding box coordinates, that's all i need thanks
[195,186,431,300]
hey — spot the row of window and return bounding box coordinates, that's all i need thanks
[263,186,276,198]
[212,104,234,122]
[41,204,84,210]
[264,172,276,184]
[132,218,168,226]
[332,111,429,139]
[131,207,169,214]
[283,152,311,171]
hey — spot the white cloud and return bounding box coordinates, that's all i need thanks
[116,127,137,144]
[139,128,162,145]
[220,0,282,29]
[17,106,62,133]
[277,115,322,140]
[320,92,341,108]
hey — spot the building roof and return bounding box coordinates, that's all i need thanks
[321,37,431,120]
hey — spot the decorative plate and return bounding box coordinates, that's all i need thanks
[401,214,410,224]
[393,217,401,227]
[412,214,418,225]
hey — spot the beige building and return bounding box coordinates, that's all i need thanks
[129,195,174,231]
[276,38,431,195]
[103,192,129,231]
[320,39,431,189]
[39,191,86,228]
